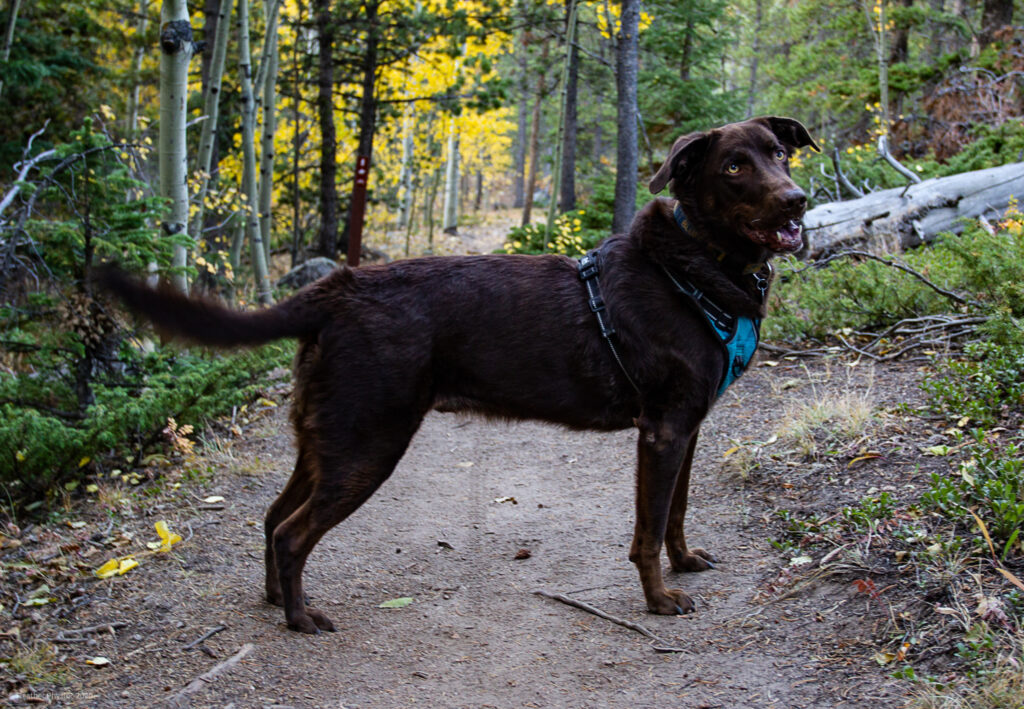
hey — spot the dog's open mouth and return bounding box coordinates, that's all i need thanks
[745,219,803,252]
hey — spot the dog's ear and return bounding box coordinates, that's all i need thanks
[649,132,711,194]
[761,116,821,152]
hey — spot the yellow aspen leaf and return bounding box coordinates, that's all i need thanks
[94,559,120,578]
[154,521,182,552]
[117,558,138,575]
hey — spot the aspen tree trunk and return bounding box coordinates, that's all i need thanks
[513,38,528,209]
[290,0,304,267]
[425,167,440,252]
[442,120,459,234]
[191,0,233,243]
[258,0,280,267]
[745,0,762,118]
[126,0,149,137]
[236,0,273,304]
[160,0,197,295]
[521,38,548,227]
[612,0,640,234]
[314,0,339,257]
[397,105,415,230]
[559,0,579,213]
[546,0,579,243]
[0,0,21,101]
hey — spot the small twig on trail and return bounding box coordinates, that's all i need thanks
[182,624,227,651]
[165,643,254,707]
[533,590,687,654]
[53,621,129,644]
[58,621,129,636]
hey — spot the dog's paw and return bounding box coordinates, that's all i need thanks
[286,607,335,634]
[306,607,337,632]
[647,588,696,615]
[287,615,322,634]
[670,548,717,573]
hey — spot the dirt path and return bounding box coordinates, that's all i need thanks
[34,357,920,708]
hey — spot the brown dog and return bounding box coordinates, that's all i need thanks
[103,116,818,634]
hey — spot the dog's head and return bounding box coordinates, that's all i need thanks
[649,117,820,253]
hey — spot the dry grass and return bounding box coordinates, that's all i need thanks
[776,371,876,459]
[1,642,68,685]
[911,652,1024,708]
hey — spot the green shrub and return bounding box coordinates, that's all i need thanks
[0,342,294,502]
[921,434,1024,556]
[921,342,1024,427]
[766,209,1024,343]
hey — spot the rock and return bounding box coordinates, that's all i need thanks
[276,257,338,290]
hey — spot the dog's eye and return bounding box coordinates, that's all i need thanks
[774,149,787,161]
[726,163,740,174]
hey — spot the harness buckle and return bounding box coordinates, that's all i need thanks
[578,255,600,281]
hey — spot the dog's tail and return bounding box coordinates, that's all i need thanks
[98,268,325,347]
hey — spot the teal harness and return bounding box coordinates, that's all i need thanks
[577,207,767,400]
[660,267,763,399]
[669,204,765,398]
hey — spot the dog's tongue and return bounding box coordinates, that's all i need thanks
[750,220,803,252]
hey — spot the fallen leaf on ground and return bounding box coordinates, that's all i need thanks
[152,521,182,552]
[378,597,414,609]
[85,657,111,666]
[203,495,225,504]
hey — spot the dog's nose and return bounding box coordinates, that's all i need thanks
[781,188,807,213]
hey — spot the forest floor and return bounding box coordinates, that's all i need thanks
[4,217,954,707]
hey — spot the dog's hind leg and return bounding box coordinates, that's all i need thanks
[665,431,717,573]
[629,413,702,615]
[264,445,315,606]
[272,421,423,634]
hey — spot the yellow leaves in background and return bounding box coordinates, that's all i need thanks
[93,521,183,579]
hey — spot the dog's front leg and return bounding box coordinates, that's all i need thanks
[629,414,699,615]
[665,431,717,572]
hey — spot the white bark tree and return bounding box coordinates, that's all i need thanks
[126,0,149,138]
[236,0,272,304]
[257,0,281,267]
[397,105,415,230]
[191,0,234,243]
[442,118,459,235]
[159,0,198,294]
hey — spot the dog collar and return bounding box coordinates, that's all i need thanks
[672,202,766,276]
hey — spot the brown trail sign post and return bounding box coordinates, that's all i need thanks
[347,154,370,267]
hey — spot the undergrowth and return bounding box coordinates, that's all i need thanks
[762,208,1024,704]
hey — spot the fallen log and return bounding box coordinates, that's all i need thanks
[800,161,1024,258]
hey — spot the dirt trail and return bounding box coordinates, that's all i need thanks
[34,223,914,707]
[43,358,915,708]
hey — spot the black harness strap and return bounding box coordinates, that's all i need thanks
[578,251,641,394]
